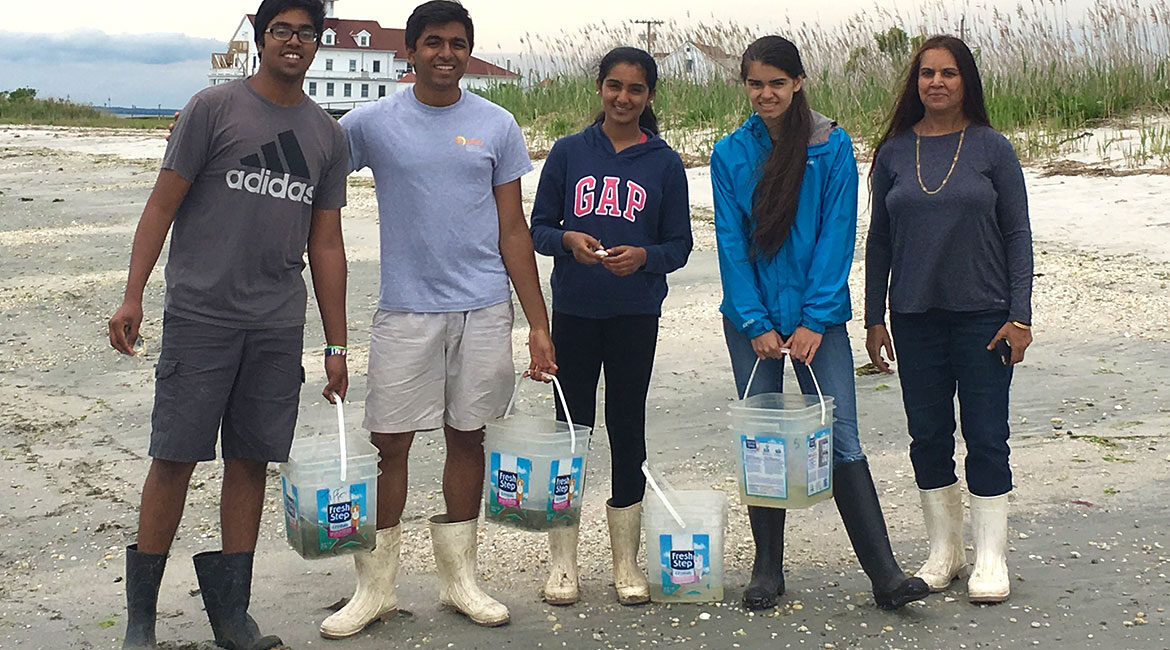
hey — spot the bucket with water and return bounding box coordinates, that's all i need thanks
[483,375,591,532]
[728,352,835,509]
[280,396,380,559]
[642,462,728,603]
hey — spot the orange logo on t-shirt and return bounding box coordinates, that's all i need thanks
[455,136,483,146]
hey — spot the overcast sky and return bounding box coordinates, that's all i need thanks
[3,0,1099,108]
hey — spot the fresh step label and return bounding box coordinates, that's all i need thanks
[806,427,832,496]
[316,483,367,540]
[659,533,711,593]
[490,452,531,508]
[740,435,787,499]
[548,457,583,511]
[281,477,299,533]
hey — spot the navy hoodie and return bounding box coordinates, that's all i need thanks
[530,123,693,318]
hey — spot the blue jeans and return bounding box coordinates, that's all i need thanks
[723,318,865,466]
[890,310,1013,497]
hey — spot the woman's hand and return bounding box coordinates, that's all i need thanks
[562,231,604,265]
[750,330,786,360]
[784,326,823,364]
[987,322,1032,366]
[865,324,895,374]
[601,245,647,277]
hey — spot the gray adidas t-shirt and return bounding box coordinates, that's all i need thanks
[340,88,532,313]
[162,79,348,329]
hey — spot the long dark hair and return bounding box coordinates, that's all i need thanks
[741,36,812,258]
[592,47,660,135]
[873,35,990,164]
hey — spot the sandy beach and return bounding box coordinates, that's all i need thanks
[0,123,1168,649]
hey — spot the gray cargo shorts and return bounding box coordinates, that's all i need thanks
[149,312,304,463]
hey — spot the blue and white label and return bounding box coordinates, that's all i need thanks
[281,477,299,534]
[315,483,367,543]
[490,452,531,508]
[740,435,787,499]
[548,457,583,511]
[806,426,832,496]
[659,533,710,593]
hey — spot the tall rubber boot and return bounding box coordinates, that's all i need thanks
[834,459,931,610]
[968,493,1010,603]
[605,500,650,605]
[320,525,402,638]
[543,523,580,605]
[123,544,167,649]
[192,551,283,650]
[742,506,786,610]
[428,515,510,626]
[915,482,967,591]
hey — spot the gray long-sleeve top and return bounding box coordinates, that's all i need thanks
[864,125,1033,328]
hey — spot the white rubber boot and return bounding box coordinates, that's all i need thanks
[915,482,968,591]
[543,523,580,605]
[429,515,510,626]
[319,525,402,639]
[606,501,650,605]
[968,493,1010,603]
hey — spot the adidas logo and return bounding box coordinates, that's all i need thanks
[224,130,316,205]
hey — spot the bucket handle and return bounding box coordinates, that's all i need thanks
[332,393,348,483]
[641,461,686,529]
[503,373,578,454]
[742,351,828,426]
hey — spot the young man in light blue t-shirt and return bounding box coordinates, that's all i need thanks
[320,1,556,637]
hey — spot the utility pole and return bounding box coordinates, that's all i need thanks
[632,19,664,54]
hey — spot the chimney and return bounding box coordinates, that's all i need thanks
[324,0,336,18]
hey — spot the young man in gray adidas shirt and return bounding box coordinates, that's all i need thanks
[319,0,556,637]
[107,1,348,648]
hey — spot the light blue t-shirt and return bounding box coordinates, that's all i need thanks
[340,88,533,313]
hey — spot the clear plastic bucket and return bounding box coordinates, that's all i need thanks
[483,375,591,532]
[642,463,728,603]
[728,354,835,509]
[280,397,380,559]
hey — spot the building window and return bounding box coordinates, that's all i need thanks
[308,82,317,95]
[361,84,369,98]
[349,59,356,72]
[378,85,386,98]
[343,83,351,97]
[326,82,334,97]
[358,34,369,47]
[325,59,333,71]
[322,31,335,46]
[373,60,381,73]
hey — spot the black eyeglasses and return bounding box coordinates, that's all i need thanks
[265,24,319,44]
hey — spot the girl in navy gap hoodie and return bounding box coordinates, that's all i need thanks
[529,47,692,608]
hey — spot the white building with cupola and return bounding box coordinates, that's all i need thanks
[208,0,519,112]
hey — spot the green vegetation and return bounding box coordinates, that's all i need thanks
[478,0,1170,164]
[0,88,168,129]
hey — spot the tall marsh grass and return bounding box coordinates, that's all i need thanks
[0,89,169,129]
[479,0,1170,164]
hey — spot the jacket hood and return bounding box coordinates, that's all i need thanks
[583,122,671,158]
[744,110,840,149]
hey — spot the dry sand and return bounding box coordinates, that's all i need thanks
[0,123,1168,649]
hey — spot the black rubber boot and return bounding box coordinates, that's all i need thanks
[742,506,786,610]
[193,551,283,650]
[123,544,167,649]
[834,459,931,610]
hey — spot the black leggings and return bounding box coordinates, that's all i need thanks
[551,312,658,509]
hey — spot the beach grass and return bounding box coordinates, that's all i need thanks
[477,0,1170,163]
[0,89,170,129]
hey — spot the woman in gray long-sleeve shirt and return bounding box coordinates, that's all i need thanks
[864,35,1033,606]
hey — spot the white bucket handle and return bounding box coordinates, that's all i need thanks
[641,461,686,529]
[332,393,348,483]
[742,351,828,426]
[503,373,578,454]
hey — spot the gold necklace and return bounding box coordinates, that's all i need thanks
[916,126,966,195]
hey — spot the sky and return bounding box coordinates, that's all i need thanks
[2,0,1098,108]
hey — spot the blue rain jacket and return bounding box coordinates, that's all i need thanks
[711,112,858,338]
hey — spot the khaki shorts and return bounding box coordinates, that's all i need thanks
[364,301,515,433]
